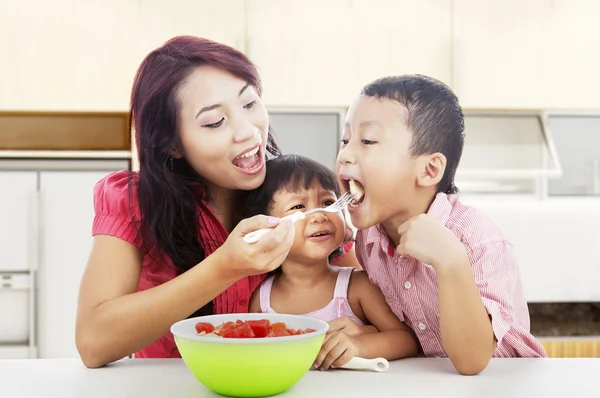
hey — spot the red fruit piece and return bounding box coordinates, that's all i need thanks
[215,321,235,336]
[195,322,215,334]
[222,322,255,338]
[247,319,272,338]
[302,328,316,334]
[271,322,291,337]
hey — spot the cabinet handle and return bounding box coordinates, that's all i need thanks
[593,158,600,195]
[30,189,40,271]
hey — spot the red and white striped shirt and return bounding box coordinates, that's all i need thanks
[355,192,547,358]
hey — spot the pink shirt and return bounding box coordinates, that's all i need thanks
[91,170,353,358]
[355,192,547,358]
[259,266,364,325]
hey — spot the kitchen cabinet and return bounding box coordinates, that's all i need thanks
[463,199,600,303]
[453,0,600,109]
[0,0,246,111]
[0,172,37,272]
[246,0,452,107]
[0,159,128,359]
[547,114,600,196]
[37,170,119,358]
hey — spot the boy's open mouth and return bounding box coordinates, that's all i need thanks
[342,178,365,210]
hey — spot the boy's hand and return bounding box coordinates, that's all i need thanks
[327,317,378,337]
[313,331,362,370]
[396,214,468,270]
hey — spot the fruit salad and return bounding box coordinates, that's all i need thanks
[195,319,316,338]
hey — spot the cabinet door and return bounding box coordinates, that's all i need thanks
[547,114,600,196]
[454,0,600,109]
[453,0,550,108]
[0,172,37,272]
[0,0,246,111]
[37,171,115,358]
[464,200,600,303]
[247,0,452,107]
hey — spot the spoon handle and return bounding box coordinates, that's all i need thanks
[339,357,389,372]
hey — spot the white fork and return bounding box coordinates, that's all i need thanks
[243,192,354,244]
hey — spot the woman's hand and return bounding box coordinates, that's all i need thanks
[216,215,295,280]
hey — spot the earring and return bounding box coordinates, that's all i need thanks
[169,157,174,171]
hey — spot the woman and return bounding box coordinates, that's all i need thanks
[75,35,359,368]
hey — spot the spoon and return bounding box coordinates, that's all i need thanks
[339,357,389,372]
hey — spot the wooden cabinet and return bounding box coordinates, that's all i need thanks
[2,0,600,110]
[453,0,600,109]
[247,0,452,107]
[0,0,246,111]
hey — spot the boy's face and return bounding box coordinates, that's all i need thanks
[337,95,419,230]
[268,179,346,263]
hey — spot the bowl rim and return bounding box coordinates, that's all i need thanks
[170,313,329,344]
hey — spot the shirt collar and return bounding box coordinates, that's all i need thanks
[363,192,455,257]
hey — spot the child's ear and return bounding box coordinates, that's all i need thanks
[416,152,446,188]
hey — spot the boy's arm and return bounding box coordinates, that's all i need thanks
[435,248,496,375]
[352,271,419,360]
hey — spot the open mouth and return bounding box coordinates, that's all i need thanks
[307,230,332,241]
[340,177,365,211]
[232,144,264,175]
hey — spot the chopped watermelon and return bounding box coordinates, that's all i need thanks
[195,322,215,334]
[195,319,317,339]
[247,319,271,338]
[221,322,255,338]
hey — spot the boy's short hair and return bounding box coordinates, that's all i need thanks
[243,154,350,262]
[361,75,465,194]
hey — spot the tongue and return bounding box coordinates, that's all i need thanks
[233,154,259,170]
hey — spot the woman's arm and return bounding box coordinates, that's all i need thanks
[76,215,294,368]
[352,271,419,360]
[75,235,236,368]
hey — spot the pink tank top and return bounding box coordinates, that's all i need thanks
[259,266,364,325]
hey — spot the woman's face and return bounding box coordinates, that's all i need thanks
[176,64,269,191]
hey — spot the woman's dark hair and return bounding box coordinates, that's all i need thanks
[243,154,351,263]
[130,36,280,316]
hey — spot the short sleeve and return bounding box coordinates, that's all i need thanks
[92,170,142,249]
[467,239,545,356]
[330,240,355,264]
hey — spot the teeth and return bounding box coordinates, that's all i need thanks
[237,147,259,159]
[311,232,328,237]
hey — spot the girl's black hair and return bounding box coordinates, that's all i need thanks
[243,154,351,262]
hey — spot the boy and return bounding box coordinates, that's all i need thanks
[335,75,547,375]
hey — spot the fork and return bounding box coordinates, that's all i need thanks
[243,192,354,244]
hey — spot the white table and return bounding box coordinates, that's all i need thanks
[2,358,600,398]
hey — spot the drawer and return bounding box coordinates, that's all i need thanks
[0,111,130,151]
[0,273,30,343]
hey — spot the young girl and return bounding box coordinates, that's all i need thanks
[244,155,418,370]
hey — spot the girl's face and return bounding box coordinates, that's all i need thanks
[268,179,346,264]
[176,64,269,191]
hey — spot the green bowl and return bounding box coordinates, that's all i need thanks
[171,313,328,397]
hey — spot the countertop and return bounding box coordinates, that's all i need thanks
[2,358,600,398]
